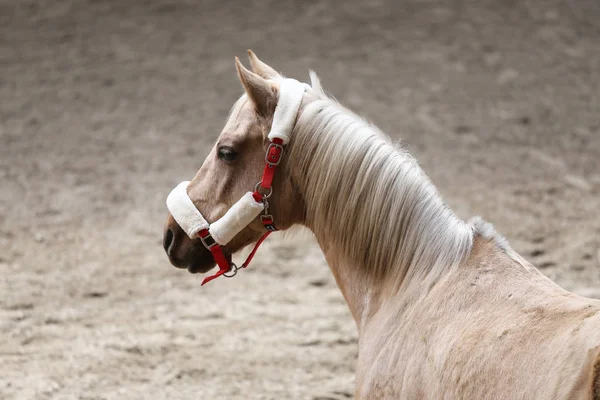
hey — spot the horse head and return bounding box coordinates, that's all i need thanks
[163,51,306,277]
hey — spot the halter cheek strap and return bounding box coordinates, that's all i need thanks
[166,78,308,285]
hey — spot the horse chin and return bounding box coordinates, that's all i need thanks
[187,257,216,274]
[187,252,232,275]
[187,261,214,274]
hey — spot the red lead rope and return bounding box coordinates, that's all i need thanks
[200,230,272,286]
[200,138,284,286]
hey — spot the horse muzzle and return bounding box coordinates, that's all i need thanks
[163,215,217,274]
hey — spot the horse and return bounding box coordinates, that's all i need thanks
[162,50,600,399]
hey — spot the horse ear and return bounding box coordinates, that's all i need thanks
[235,57,277,116]
[247,50,281,80]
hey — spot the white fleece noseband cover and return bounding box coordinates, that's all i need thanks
[167,182,264,245]
[166,181,210,239]
[166,78,307,245]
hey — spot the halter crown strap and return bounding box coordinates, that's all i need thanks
[166,78,308,285]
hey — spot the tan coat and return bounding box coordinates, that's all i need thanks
[356,237,600,399]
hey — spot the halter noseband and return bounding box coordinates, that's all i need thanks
[166,79,308,285]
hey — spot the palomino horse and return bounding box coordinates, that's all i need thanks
[163,51,600,399]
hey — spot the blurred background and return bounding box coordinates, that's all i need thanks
[1,0,599,398]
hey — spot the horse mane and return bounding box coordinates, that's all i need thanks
[287,72,475,289]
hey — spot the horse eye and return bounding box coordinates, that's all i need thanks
[217,147,237,162]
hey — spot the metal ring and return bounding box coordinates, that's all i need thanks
[254,182,273,199]
[223,263,238,278]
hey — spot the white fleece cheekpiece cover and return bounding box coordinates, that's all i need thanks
[166,78,308,245]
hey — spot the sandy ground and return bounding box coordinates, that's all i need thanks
[1,0,600,399]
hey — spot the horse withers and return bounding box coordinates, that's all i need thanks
[163,51,600,399]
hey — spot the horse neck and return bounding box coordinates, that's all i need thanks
[286,98,474,329]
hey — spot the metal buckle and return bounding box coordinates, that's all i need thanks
[261,214,277,231]
[223,263,238,278]
[254,182,273,199]
[223,262,239,278]
[199,232,218,250]
[265,142,284,166]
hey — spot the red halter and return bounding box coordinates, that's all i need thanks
[199,138,284,285]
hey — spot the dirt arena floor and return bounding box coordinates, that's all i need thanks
[1,0,599,399]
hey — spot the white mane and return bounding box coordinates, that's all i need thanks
[287,72,475,290]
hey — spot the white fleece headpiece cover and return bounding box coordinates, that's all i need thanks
[268,79,310,144]
[166,78,308,244]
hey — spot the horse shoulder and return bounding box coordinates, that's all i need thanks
[592,348,600,400]
[356,238,600,399]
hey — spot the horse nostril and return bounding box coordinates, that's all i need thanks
[163,228,174,254]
